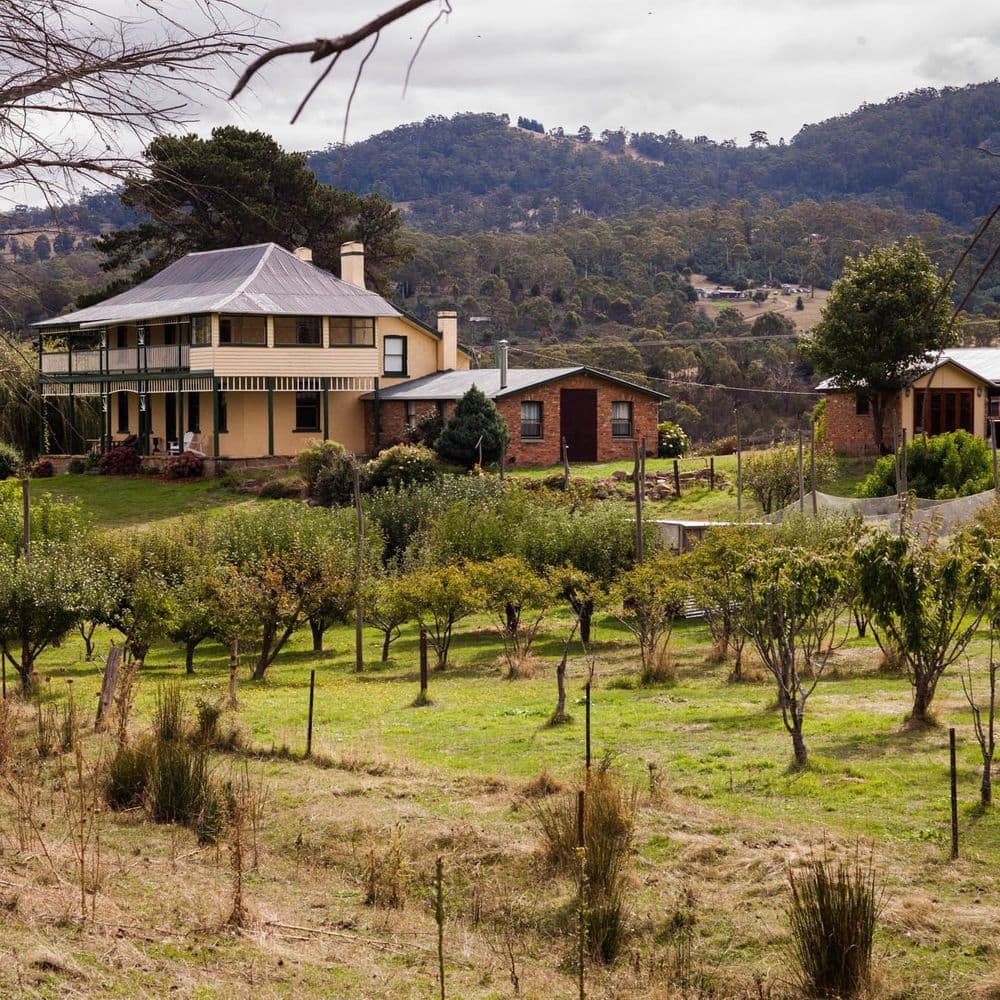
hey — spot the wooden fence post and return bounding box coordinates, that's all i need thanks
[417,627,429,706]
[709,456,715,491]
[673,458,681,498]
[562,437,570,490]
[809,417,818,515]
[354,463,364,673]
[435,856,446,1000]
[94,645,121,730]
[797,428,805,512]
[22,478,30,563]
[632,439,644,563]
[950,727,959,861]
[585,682,591,771]
[577,788,587,1000]
[992,419,999,495]
[735,407,743,513]
[305,669,315,758]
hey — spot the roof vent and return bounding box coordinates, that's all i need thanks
[293,247,313,262]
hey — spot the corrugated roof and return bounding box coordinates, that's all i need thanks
[367,367,668,400]
[34,243,400,328]
[815,348,1000,391]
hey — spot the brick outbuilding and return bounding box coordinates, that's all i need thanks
[363,366,665,465]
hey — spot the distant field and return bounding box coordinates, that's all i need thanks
[690,273,829,333]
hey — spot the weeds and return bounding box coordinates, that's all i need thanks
[34,701,57,758]
[363,825,410,908]
[153,683,186,744]
[104,738,154,809]
[787,850,881,998]
[113,657,141,749]
[194,698,223,745]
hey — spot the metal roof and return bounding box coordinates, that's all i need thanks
[34,243,400,328]
[815,348,1000,391]
[366,367,668,400]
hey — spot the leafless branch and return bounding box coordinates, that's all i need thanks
[229,0,451,123]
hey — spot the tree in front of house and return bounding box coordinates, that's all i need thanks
[742,445,838,514]
[855,531,987,725]
[804,238,954,454]
[434,385,510,469]
[87,126,409,301]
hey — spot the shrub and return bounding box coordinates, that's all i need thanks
[434,385,509,468]
[292,439,345,490]
[0,443,22,480]
[787,853,880,998]
[313,456,367,507]
[194,698,223,745]
[743,445,838,514]
[363,826,410,908]
[165,450,204,479]
[105,738,155,809]
[367,444,440,491]
[258,475,305,500]
[532,758,636,963]
[68,457,87,474]
[403,408,444,448]
[859,429,992,499]
[100,444,141,476]
[657,421,690,458]
[84,449,101,471]
[30,458,54,478]
[153,684,186,744]
[146,740,215,828]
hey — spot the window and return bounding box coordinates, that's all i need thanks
[913,389,974,436]
[405,401,418,426]
[295,391,321,432]
[219,314,266,346]
[116,391,129,434]
[520,401,543,439]
[329,317,375,347]
[383,336,407,376]
[216,392,228,433]
[187,393,200,433]
[274,315,320,346]
[854,393,870,416]
[611,401,633,438]
[115,325,127,349]
[191,315,211,346]
[164,323,176,346]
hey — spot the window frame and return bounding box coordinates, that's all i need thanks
[218,314,267,347]
[116,391,129,434]
[383,335,408,377]
[329,317,376,347]
[611,400,634,439]
[520,400,544,440]
[294,390,322,432]
[854,392,870,416]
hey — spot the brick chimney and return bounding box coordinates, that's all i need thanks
[498,339,509,390]
[293,246,313,262]
[340,241,365,288]
[437,310,458,371]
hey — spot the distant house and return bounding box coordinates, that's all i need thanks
[364,353,665,465]
[817,348,1000,455]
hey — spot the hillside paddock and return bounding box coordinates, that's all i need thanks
[2,586,999,998]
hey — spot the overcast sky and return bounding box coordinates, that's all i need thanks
[215,0,1000,152]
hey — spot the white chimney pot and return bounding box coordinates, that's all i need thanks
[437,311,458,371]
[340,241,366,288]
[293,246,313,262]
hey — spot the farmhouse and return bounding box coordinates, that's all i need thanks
[34,242,662,465]
[818,348,1000,455]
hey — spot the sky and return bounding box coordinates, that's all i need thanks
[214,0,1000,151]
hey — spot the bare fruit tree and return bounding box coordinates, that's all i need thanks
[0,0,264,211]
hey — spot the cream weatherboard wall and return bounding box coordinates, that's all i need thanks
[900,361,986,440]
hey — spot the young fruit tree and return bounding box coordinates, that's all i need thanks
[362,576,411,663]
[397,564,477,669]
[855,532,987,725]
[738,546,849,766]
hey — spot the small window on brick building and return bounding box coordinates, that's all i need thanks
[611,401,633,438]
[405,401,418,426]
[854,393,870,416]
[520,401,543,439]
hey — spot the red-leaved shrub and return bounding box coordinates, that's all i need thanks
[30,458,54,478]
[100,445,142,476]
[165,450,205,479]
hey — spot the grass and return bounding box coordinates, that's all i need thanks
[31,472,244,527]
[4,597,1000,996]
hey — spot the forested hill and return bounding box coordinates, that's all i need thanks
[309,82,1000,232]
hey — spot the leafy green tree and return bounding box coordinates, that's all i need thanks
[805,238,954,453]
[89,127,409,299]
[397,564,476,669]
[738,545,849,765]
[0,543,93,693]
[743,445,838,514]
[859,429,992,499]
[434,386,510,469]
[362,576,411,663]
[855,532,987,724]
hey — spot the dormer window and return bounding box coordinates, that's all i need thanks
[384,336,407,376]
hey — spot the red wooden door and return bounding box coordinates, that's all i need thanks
[560,389,598,461]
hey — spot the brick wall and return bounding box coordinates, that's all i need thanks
[364,373,659,465]
[824,390,900,456]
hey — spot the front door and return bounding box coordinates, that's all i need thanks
[165,393,177,449]
[560,388,598,461]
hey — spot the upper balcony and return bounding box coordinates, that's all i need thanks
[41,343,190,375]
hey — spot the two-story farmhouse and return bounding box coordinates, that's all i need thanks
[35,241,664,465]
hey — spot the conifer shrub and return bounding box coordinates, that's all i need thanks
[434,385,510,468]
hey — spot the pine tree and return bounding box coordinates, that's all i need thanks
[435,386,510,468]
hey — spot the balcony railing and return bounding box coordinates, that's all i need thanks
[41,345,190,375]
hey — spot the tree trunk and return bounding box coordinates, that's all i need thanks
[185,640,196,675]
[381,630,391,663]
[17,641,33,696]
[550,647,569,725]
[254,626,275,681]
[910,681,936,725]
[78,622,96,661]
[310,618,324,653]
[505,602,519,636]
[579,601,593,645]
[791,724,808,768]
[853,608,868,638]
[982,755,993,809]
[871,393,889,455]
[228,639,239,707]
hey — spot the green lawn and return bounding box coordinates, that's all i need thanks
[31,473,246,527]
